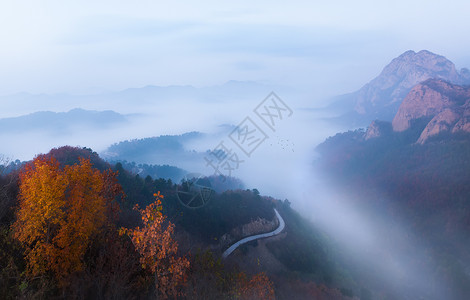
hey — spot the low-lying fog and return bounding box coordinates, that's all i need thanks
[0,84,460,299]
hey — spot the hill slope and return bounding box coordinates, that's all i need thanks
[316,113,470,299]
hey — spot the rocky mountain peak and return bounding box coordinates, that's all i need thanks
[352,50,470,120]
[391,78,470,143]
[380,50,461,84]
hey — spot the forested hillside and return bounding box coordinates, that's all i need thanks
[316,121,470,299]
[0,146,359,299]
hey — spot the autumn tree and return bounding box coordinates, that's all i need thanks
[120,191,189,299]
[12,155,122,284]
[233,271,275,300]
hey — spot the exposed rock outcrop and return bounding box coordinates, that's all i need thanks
[365,120,392,140]
[391,80,461,131]
[391,79,470,143]
[334,50,470,123]
[416,109,461,143]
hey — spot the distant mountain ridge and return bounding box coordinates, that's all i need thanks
[102,132,207,170]
[0,108,127,134]
[0,80,280,118]
[331,50,470,124]
[101,125,239,172]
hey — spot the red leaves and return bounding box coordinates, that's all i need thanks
[121,192,189,299]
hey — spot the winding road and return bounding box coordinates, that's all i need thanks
[222,208,285,259]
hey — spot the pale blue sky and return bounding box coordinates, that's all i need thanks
[1,0,470,97]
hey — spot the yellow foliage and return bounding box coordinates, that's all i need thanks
[12,156,122,284]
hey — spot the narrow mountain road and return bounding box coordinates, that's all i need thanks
[222,208,285,259]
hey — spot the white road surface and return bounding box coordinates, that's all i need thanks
[222,208,285,259]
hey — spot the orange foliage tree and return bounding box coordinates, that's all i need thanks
[120,191,190,299]
[234,271,275,300]
[12,155,121,283]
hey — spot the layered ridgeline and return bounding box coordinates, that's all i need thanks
[317,72,470,299]
[330,50,470,125]
[101,132,208,179]
[0,108,127,134]
[101,125,239,179]
[102,132,205,165]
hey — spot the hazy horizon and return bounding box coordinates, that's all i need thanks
[2,1,470,99]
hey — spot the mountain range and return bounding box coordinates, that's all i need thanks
[364,78,470,144]
[0,108,127,134]
[330,50,470,125]
[0,80,281,118]
[2,49,469,300]
[316,50,470,300]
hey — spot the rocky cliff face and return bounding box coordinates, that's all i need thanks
[416,109,460,143]
[348,50,470,121]
[391,79,470,143]
[365,120,392,140]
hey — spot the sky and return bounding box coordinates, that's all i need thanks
[1,0,470,98]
